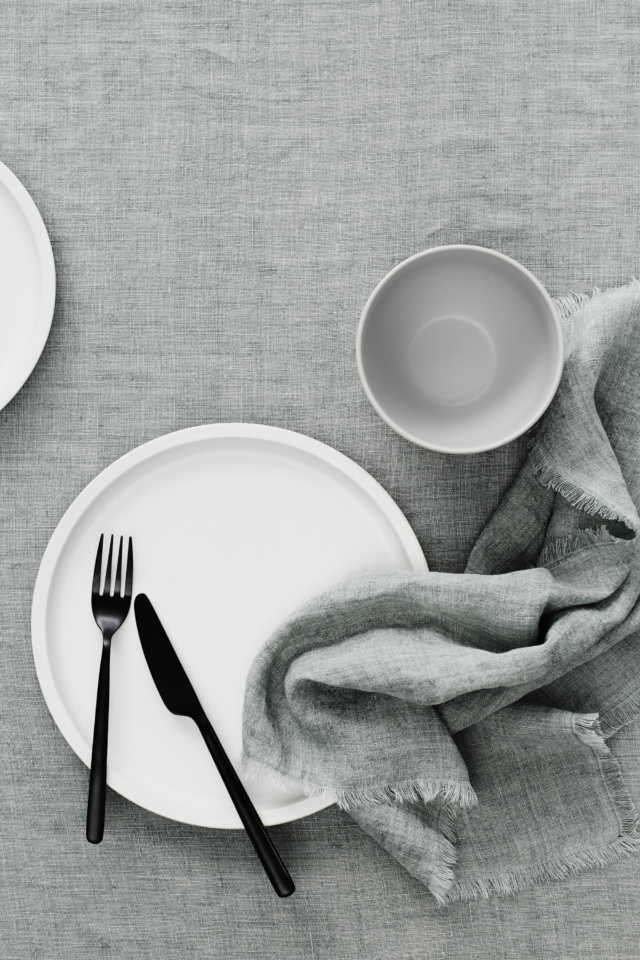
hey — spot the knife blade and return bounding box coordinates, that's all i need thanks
[134,593,295,898]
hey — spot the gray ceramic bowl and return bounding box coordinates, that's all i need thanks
[356,245,564,454]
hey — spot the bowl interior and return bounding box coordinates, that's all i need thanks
[358,248,562,452]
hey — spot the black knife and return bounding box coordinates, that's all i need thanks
[133,593,295,898]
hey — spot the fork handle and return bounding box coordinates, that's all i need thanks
[194,712,295,897]
[87,638,111,844]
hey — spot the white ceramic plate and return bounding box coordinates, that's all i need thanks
[0,161,56,411]
[32,424,428,828]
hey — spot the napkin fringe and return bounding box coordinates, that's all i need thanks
[240,755,477,811]
[427,827,458,904]
[552,278,640,320]
[537,526,619,567]
[439,835,640,905]
[599,689,640,738]
[530,446,625,523]
[552,287,602,319]
[332,779,477,812]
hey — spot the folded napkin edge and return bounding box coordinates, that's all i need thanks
[240,753,477,812]
[439,712,640,905]
[572,713,640,839]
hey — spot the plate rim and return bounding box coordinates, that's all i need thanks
[31,423,428,828]
[0,160,56,411]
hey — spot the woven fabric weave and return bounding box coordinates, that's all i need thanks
[243,284,640,903]
[3,1,640,956]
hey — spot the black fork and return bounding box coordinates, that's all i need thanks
[87,534,133,843]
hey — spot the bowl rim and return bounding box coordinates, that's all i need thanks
[356,244,564,455]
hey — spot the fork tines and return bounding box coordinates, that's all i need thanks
[92,534,133,600]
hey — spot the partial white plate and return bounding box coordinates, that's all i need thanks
[32,424,428,828]
[0,161,56,411]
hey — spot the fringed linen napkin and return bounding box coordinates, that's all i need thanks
[242,282,640,903]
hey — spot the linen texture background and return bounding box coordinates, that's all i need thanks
[1,1,640,958]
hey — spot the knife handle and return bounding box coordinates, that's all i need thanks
[194,712,295,898]
[87,637,111,844]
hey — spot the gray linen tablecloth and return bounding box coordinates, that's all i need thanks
[2,2,640,958]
